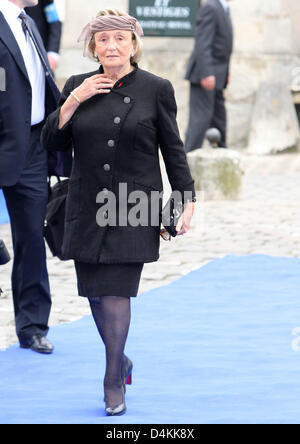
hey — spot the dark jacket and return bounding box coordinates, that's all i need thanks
[25,0,62,54]
[0,11,69,187]
[42,67,195,264]
[185,0,233,90]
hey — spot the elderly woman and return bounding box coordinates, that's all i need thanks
[42,9,196,416]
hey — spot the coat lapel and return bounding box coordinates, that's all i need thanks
[0,12,30,83]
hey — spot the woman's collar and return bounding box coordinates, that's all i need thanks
[98,64,138,89]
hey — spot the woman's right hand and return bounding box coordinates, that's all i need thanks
[59,75,114,129]
[72,74,115,103]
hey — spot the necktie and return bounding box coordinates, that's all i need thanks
[18,11,60,103]
[19,11,28,37]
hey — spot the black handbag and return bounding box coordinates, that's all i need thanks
[44,177,69,261]
[160,196,183,240]
[0,239,10,265]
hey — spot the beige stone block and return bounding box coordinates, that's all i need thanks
[187,148,243,200]
[227,101,254,148]
[248,82,300,154]
[230,0,282,17]
[260,0,282,15]
[282,0,300,53]
[62,0,128,49]
[263,17,292,53]
[233,17,264,53]
[56,49,97,88]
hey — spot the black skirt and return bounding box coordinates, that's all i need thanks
[74,261,144,298]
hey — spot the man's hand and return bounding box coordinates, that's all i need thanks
[48,53,59,72]
[201,76,216,91]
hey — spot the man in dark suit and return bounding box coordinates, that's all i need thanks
[0,0,70,354]
[185,0,233,152]
[25,0,62,72]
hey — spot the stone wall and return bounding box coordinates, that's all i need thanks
[227,0,300,148]
[55,0,300,149]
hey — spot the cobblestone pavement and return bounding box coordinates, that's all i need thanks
[1,152,300,349]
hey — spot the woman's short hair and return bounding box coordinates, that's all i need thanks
[87,9,143,65]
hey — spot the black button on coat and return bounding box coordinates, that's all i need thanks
[41,67,195,264]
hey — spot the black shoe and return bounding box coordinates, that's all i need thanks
[121,355,133,393]
[103,355,133,403]
[20,335,54,354]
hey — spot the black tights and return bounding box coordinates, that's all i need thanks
[88,295,131,407]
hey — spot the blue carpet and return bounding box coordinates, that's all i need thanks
[0,190,9,224]
[1,254,300,424]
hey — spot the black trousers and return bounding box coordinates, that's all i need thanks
[2,125,51,343]
[185,84,227,153]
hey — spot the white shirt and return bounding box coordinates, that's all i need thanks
[218,0,230,13]
[0,0,45,125]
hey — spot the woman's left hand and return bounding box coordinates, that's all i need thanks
[176,202,195,236]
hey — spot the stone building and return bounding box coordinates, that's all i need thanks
[55,0,300,151]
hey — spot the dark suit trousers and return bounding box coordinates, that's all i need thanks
[2,125,51,343]
[185,84,227,153]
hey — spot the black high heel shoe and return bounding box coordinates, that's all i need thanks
[105,385,126,416]
[103,355,133,413]
[103,354,133,396]
[122,355,133,392]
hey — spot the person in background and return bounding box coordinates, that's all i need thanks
[0,0,68,354]
[0,239,10,298]
[53,0,65,22]
[25,0,62,72]
[184,0,234,151]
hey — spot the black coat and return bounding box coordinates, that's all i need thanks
[42,66,195,264]
[25,0,62,54]
[0,11,69,187]
[185,0,233,90]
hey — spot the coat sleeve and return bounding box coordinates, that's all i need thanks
[45,21,62,54]
[41,75,75,152]
[157,79,196,201]
[193,4,216,80]
[43,0,62,53]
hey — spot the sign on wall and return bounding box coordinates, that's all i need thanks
[129,0,200,37]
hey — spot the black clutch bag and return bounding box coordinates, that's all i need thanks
[44,177,69,261]
[0,239,10,265]
[160,196,183,240]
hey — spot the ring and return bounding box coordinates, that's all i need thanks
[98,89,102,94]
